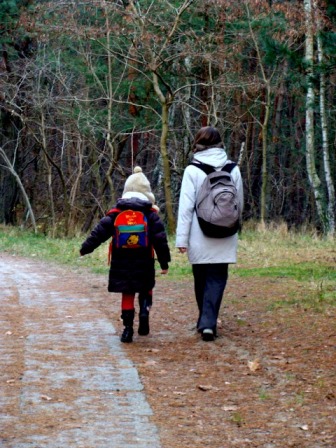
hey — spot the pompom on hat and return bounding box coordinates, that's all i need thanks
[122,166,159,211]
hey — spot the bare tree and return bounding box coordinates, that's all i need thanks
[114,0,195,233]
[245,2,274,227]
[0,141,37,233]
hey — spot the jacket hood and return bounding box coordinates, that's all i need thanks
[192,147,228,169]
[116,197,154,211]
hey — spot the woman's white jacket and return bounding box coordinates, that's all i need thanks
[175,147,244,264]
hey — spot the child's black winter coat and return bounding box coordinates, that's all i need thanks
[80,198,171,293]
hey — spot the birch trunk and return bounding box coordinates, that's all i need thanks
[315,3,335,236]
[304,0,325,230]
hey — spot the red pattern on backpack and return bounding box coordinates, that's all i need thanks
[106,208,152,264]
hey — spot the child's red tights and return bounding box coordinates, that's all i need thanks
[121,293,136,310]
[121,291,153,311]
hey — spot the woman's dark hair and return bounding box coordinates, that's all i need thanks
[193,126,222,150]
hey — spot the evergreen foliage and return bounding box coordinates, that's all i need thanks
[0,0,335,236]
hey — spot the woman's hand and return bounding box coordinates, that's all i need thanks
[178,247,187,254]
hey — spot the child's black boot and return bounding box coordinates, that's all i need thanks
[120,309,134,343]
[138,295,150,336]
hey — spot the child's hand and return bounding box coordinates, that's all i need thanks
[161,269,168,275]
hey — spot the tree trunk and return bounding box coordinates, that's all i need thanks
[304,0,325,230]
[0,147,37,233]
[152,72,176,234]
[245,2,272,226]
[260,83,271,226]
[40,113,56,236]
[315,3,335,236]
[104,4,117,205]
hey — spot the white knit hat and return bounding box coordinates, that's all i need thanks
[122,166,158,209]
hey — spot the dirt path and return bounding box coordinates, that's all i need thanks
[0,254,160,447]
[1,253,335,447]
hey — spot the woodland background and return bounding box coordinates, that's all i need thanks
[0,0,335,237]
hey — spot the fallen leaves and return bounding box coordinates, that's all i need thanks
[247,359,261,372]
[197,384,219,391]
[1,252,334,448]
[139,359,157,367]
[221,405,238,412]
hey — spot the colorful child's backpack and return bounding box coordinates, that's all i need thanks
[114,209,149,249]
[106,208,151,264]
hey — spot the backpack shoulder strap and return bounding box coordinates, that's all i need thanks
[189,162,216,175]
[106,207,120,216]
[221,162,237,173]
[106,208,120,265]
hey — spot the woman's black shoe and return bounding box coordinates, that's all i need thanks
[202,328,215,341]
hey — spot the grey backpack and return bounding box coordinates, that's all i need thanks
[191,161,240,238]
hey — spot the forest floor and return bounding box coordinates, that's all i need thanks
[1,252,335,448]
[125,269,336,447]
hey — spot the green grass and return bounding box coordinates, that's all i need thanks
[0,223,335,311]
[236,263,335,282]
[0,225,106,271]
[0,225,192,279]
[230,412,245,426]
[258,388,270,401]
[267,295,333,312]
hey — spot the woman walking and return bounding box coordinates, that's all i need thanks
[176,126,244,341]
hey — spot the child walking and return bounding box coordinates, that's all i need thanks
[80,166,171,343]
